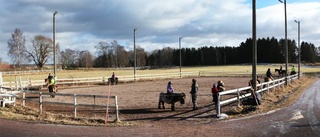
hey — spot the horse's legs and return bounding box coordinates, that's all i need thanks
[48,86,55,98]
[171,103,175,111]
[158,98,161,109]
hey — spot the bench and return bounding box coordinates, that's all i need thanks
[0,94,17,107]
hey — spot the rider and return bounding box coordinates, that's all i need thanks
[266,68,274,80]
[47,73,55,98]
[280,66,282,71]
[167,81,174,100]
[190,79,198,110]
[111,72,116,84]
[291,65,296,75]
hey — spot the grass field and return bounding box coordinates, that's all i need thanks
[2,64,319,82]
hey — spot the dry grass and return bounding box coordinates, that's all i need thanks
[0,104,134,126]
[228,76,316,117]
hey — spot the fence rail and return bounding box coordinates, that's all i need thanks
[1,71,201,90]
[22,91,119,121]
[215,73,299,118]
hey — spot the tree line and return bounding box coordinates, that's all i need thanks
[6,28,320,70]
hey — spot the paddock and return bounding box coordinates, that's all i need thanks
[19,76,251,122]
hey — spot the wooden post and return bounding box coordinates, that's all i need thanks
[22,90,25,107]
[237,89,240,107]
[39,92,43,113]
[216,93,221,118]
[74,94,77,118]
[19,76,22,90]
[115,96,120,122]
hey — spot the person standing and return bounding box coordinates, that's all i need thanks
[190,79,199,110]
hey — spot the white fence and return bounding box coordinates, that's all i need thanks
[22,91,120,122]
[1,71,201,90]
[215,73,300,118]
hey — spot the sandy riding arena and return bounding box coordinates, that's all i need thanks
[36,77,249,122]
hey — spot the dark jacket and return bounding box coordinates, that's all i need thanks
[190,83,198,94]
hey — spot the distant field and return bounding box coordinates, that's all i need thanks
[2,65,319,82]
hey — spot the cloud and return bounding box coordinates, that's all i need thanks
[0,0,319,63]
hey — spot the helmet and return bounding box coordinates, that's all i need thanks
[168,81,172,85]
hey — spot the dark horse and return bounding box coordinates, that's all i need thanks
[108,77,118,85]
[158,92,186,111]
[275,69,286,77]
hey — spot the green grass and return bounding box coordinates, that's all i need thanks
[2,65,319,82]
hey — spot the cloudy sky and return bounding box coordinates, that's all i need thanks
[0,0,319,63]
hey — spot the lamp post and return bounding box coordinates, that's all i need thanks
[279,0,288,85]
[294,20,300,79]
[179,37,183,78]
[53,11,58,81]
[134,28,137,81]
[252,0,257,93]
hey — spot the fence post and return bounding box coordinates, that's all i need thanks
[103,77,106,84]
[216,93,221,118]
[22,90,25,107]
[237,89,240,107]
[39,92,42,113]
[74,94,77,118]
[15,76,18,90]
[115,96,120,122]
[93,95,96,113]
[19,76,22,91]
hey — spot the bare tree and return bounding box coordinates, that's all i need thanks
[7,28,27,69]
[60,49,79,69]
[95,42,111,68]
[25,35,53,69]
[78,50,94,68]
[136,46,147,67]
[115,45,129,67]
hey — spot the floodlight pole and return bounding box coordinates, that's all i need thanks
[179,37,183,78]
[134,28,137,81]
[294,20,301,79]
[279,0,288,85]
[53,11,58,81]
[252,0,257,92]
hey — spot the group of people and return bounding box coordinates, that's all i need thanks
[166,79,225,110]
[266,65,296,80]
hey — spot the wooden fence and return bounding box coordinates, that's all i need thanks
[22,91,120,122]
[1,71,201,90]
[214,73,300,118]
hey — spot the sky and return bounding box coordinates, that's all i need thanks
[0,0,319,63]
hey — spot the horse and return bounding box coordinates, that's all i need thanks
[158,92,186,111]
[275,69,286,77]
[290,71,296,75]
[45,78,58,98]
[108,77,118,85]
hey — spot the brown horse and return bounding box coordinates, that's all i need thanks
[45,78,58,97]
